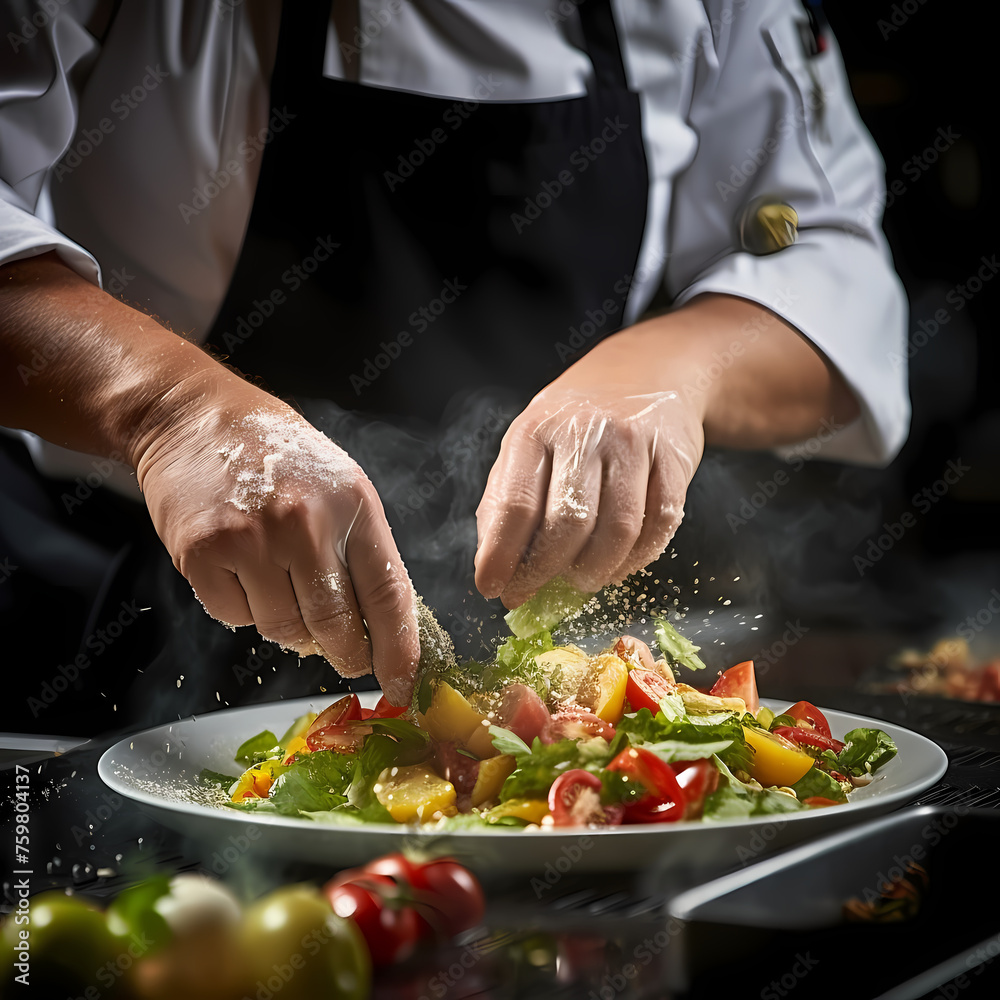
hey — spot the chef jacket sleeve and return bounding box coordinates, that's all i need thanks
[0,2,102,285]
[664,0,909,465]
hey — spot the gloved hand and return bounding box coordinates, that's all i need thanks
[475,385,704,609]
[135,384,418,705]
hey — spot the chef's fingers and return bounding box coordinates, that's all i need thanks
[475,430,552,600]
[609,447,686,584]
[343,488,419,706]
[183,562,255,628]
[563,452,647,593]
[498,442,602,608]
[289,559,372,678]
[237,561,322,657]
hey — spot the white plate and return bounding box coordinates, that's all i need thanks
[98,696,948,879]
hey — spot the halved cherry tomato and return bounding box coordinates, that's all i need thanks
[548,769,619,827]
[308,694,363,734]
[709,660,759,713]
[323,872,421,965]
[782,700,832,738]
[626,668,676,715]
[671,759,719,820]
[543,706,616,743]
[371,695,409,718]
[772,725,845,753]
[306,722,372,753]
[606,747,686,824]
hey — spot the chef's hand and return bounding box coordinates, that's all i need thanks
[475,387,703,608]
[0,253,418,704]
[137,389,418,704]
[475,293,861,608]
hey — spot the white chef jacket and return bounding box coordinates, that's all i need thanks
[0,0,908,485]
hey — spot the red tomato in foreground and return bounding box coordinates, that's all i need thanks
[324,873,421,965]
[626,669,676,715]
[782,700,832,738]
[606,747,686,824]
[709,661,759,713]
[772,725,845,753]
[357,853,486,941]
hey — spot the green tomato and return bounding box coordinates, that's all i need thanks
[240,885,370,1000]
[1,891,123,996]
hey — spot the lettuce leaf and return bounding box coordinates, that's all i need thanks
[790,766,848,803]
[618,708,752,774]
[654,618,707,672]
[265,750,354,816]
[504,577,591,639]
[822,728,898,777]
[702,757,804,820]
[234,730,279,765]
[500,738,625,803]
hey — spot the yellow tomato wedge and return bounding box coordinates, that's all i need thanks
[229,760,284,802]
[485,798,551,825]
[417,682,495,756]
[742,725,814,787]
[373,764,457,823]
[592,654,629,723]
[471,754,517,807]
[281,736,310,765]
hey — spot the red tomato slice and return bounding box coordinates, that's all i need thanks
[708,660,759,713]
[308,693,363,735]
[782,700,832,738]
[802,796,842,808]
[543,706,616,743]
[306,721,372,753]
[772,725,845,753]
[371,695,409,718]
[606,747,686,824]
[671,759,720,820]
[626,669,676,715]
[548,769,608,827]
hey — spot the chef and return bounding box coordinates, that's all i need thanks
[0,0,907,712]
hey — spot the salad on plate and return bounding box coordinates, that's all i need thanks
[207,582,898,830]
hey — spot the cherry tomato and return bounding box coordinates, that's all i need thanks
[371,695,410,718]
[606,747,686,824]
[782,701,832,738]
[548,769,611,827]
[708,660,759,713]
[306,722,372,753]
[309,694,363,731]
[772,725,845,753]
[625,668,676,715]
[543,706,616,742]
[358,853,485,941]
[671,758,719,820]
[324,873,421,965]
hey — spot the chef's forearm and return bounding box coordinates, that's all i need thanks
[555,293,860,449]
[0,252,243,468]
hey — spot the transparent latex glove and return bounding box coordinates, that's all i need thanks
[475,388,705,608]
[135,395,418,705]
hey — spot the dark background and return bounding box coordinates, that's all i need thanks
[1,0,996,737]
